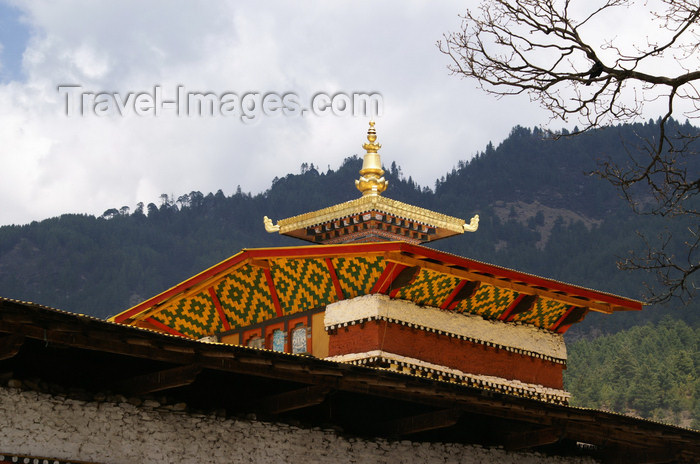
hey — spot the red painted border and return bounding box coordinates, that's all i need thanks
[264,268,284,318]
[145,317,188,338]
[549,306,575,332]
[441,280,467,309]
[499,294,525,321]
[400,243,642,310]
[208,287,231,332]
[381,264,409,295]
[330,322,564,388]
[325,258,345,301]
[288,316,312,354]
[114,241,642,324]
[242,328,263,346]
[371,262,397,294]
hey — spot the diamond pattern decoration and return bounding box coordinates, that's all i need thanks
[393,269,460,307]
[511,297,569,328]
[215,265,277,328]
[270,258,336,315]
[333,255,384,298]
[137,251,577,336]
[453,284,518,320]
[151,291,221,338]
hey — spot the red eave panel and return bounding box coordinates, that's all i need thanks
[111,241,642,324]
[395,243,643,311]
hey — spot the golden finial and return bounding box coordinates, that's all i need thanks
[355,120,388,196]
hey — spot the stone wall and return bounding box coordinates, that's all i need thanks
[0,386,598,464]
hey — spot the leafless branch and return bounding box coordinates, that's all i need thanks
[440,0,700,302]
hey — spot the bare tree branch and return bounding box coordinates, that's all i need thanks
[440,0,700,302]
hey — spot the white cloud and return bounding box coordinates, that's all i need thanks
[3,0,652,226]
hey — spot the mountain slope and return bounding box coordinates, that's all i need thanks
[0,120,697,334]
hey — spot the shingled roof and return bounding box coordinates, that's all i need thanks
[0,297,697,463]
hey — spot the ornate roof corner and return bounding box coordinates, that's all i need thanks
[463,214,479,232]
[263,216,280,233]
[355,120,388,197]
[261,121,480,245]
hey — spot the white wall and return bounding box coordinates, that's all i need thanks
[0,386,598,464]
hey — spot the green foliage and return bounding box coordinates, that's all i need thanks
[0,120,697,327]
[0,119,698,424]
[565,318,700,428]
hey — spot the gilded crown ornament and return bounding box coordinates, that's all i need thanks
[262,120,479,243]
[355,121,388,196]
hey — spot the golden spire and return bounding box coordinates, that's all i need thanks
[355,120,388,196]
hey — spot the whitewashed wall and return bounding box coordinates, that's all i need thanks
[0,386,598,464]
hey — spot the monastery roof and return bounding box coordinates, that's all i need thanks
[262,121,479,244]
[0,297,697,462]
[110,241,642,339]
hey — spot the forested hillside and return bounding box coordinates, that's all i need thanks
[2,119,696,332]
[1,118,698,426]
[566,318,700,428]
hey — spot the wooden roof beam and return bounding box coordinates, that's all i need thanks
[440,280,480,309]
[504,426,563,451]
[374,408,462,436]
[0,334,24,361]
[550,307,589,333]
[601,446,679,464]
[259,385,331,415]
[384,252,614,314]
[499,295,538,322]
[387,265,421,295]
[117,364,202,396]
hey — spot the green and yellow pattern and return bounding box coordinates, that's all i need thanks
[215,266,277,327]
[453,285,518,319]
[126,250,584,337]
[510,297,569,328]
[151,291,221,338]
[394,269,459,307]
[270,258,337,314]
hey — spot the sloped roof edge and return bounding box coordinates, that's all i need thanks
[110,242,642,324]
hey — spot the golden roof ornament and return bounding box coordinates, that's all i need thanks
[262,120,480,244]
[355,121,388,196]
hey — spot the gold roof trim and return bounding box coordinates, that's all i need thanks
[275,194,468,234]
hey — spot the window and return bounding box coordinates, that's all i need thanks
[271,329,286,352]
[291,324,307,354]
[247,336,264,349]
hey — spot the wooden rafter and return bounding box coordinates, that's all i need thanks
[504,426,562,450]
[387,265,421,296]
[375,408,462,436]
[260,385,331,414]
[208,287,231,332]
[549,306,588,333]
[145,317,188,338]
[111,242,641,324]
[0,334,24,361]
[440,280,468,309]
[325,258,345,301]
[500,294,538,321]
[117,364,202,395]
[450,280,481,305]
[264,268,283,318]
[371,262,403,294]
[384,252,616,314]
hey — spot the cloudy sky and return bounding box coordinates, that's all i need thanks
[0,1,681,226]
